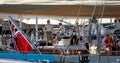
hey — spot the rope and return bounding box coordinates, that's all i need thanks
[76,0,84,20]
[91,0,99,19]
[98,1,107,63]
[88,0,99,44]
[96,0,106,63]
[83,0,100,63]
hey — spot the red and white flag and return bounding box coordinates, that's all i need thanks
[9,18,32,53]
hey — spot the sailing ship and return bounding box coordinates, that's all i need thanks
[0,0,120,63]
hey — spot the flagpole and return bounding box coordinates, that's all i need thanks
[19,15,22,29]
[35,16,41,54]
[9,16,41,54]
[35,16,38,42]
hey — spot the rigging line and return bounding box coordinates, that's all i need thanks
[97,0,106,42]
[99,1,106,24]
[86,0,100,59]
[98,0,106,41]
[74,0,84,47]
[97,0,106,47]
[97,1,104,19]
[96,0,106,63]
[90,0,99,23]
[91,0,99,19]
[99,0,108,63]
[76,0,84,21]
[88,0,99,46]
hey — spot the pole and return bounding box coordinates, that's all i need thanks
[35,16,38,41]
[19,15,22,29]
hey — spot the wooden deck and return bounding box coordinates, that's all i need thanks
[37,45,120,55]
[37,45,88,55]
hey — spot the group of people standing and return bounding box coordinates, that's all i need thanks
[43,19,80,46]
[43,19,118,54]
[44,19,66,46]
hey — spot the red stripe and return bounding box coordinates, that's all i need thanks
[14,32,32,53]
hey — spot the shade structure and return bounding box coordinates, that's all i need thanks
[0,1,120,18]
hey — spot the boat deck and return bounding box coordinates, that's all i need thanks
[37,45,120,56]
[54,55,120,63]
[37,45,88,55]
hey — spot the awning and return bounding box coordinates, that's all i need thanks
[0,0,120,18]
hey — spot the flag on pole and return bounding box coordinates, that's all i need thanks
[9,17,32,53]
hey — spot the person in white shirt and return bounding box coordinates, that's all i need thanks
[44,19,53,46]
[75,22,80,41]
[57,23,65,39]
[114,19,120,29]
[70,22,80,45]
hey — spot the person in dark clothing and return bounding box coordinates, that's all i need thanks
[70,27,78,45]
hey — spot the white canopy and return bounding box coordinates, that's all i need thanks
[0,0,120,5]
[0,0,120,18]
